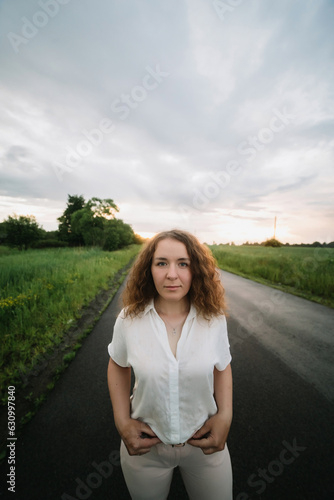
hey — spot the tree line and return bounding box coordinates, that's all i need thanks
[0,195,144,251]
[241,238,334,248]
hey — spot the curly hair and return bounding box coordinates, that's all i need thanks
[122,229,227,319]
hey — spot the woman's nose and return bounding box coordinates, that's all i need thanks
[166,264,178,278]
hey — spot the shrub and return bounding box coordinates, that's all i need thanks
[262,238,283,247]
[32,239,69,249]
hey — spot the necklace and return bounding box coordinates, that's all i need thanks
[163,318,181,335]
[157,310,188,336]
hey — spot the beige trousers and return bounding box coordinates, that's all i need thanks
[120,441,233,500]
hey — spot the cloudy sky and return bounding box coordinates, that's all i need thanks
[0,0,333,244]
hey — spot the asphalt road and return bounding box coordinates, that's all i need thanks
[1,271,334,500]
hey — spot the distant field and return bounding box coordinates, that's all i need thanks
[0,245,140,400]
[209,245,334,308]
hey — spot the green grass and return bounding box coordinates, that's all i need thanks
[0,245,19,257]
[0,245,140,398]
[209,245,334,307]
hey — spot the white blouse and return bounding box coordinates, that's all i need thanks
[108,300,231,445]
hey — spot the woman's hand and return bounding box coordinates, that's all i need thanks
[118,418,162,456]
[107,359,161,456]
[187,413,232,455]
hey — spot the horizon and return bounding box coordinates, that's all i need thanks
[1,210,332,247]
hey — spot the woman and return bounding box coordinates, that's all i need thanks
[107,229,233,500]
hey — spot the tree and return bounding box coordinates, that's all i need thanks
[3,214,43,250]
[58,195,120,246]
[71,208,105,247]
[57,194,134,250]
[103,219,134,251]
[0,222,7,244]
[86,197,119,219]
[58,194,86,245]
[262,238,283,247]
[103,224,121,251]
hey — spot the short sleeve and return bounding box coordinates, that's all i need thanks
[108,312,131,367]
[214,315,232,371]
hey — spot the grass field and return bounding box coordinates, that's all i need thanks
[0,245,140,401]
[210,245,334,308]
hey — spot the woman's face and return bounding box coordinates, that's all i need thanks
[151,238,192,303]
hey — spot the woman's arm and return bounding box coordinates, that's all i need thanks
[187,363,233,454]
[107,357,131,430]
[214,363,233,424]
[107,357,161,455]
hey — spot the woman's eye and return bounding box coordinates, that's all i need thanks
[179,262,188,267]
[157,262,166,266]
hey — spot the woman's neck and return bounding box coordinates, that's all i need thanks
[154,297,190,317]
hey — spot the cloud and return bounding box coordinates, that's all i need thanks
[0,0,333,243]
